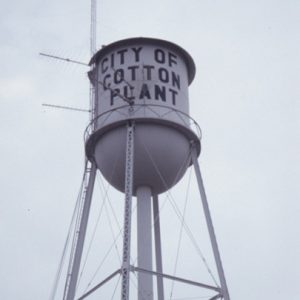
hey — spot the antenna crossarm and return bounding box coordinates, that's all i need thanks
[39,52,88,66]
[42,103,90,113]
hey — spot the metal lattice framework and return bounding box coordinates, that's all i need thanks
[63,117,230,300]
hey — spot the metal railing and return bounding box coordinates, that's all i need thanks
[84,104,202,143]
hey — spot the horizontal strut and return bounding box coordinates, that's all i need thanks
[132,266,221,292]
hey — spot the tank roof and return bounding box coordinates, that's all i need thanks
[89,37,196,84]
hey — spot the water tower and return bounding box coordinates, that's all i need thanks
[63,37,230,300]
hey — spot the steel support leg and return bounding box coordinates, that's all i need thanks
[153,194,164,300]
[120,122,135,300]
[65,162,97,300]
[191,145,230,300]
[137,186,153,300]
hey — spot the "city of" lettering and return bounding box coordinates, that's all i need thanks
[98,47,182,106]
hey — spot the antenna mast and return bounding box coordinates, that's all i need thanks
[63,2,99,299]
[90,0,97,55]
[89,0,97,123]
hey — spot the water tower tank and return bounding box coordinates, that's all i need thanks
[86,37,200,195]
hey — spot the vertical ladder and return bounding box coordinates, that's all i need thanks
[120,122,135,300]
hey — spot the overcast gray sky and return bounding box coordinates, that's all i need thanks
[1,0,299,299]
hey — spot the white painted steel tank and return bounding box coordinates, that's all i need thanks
[86,37,200,195]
